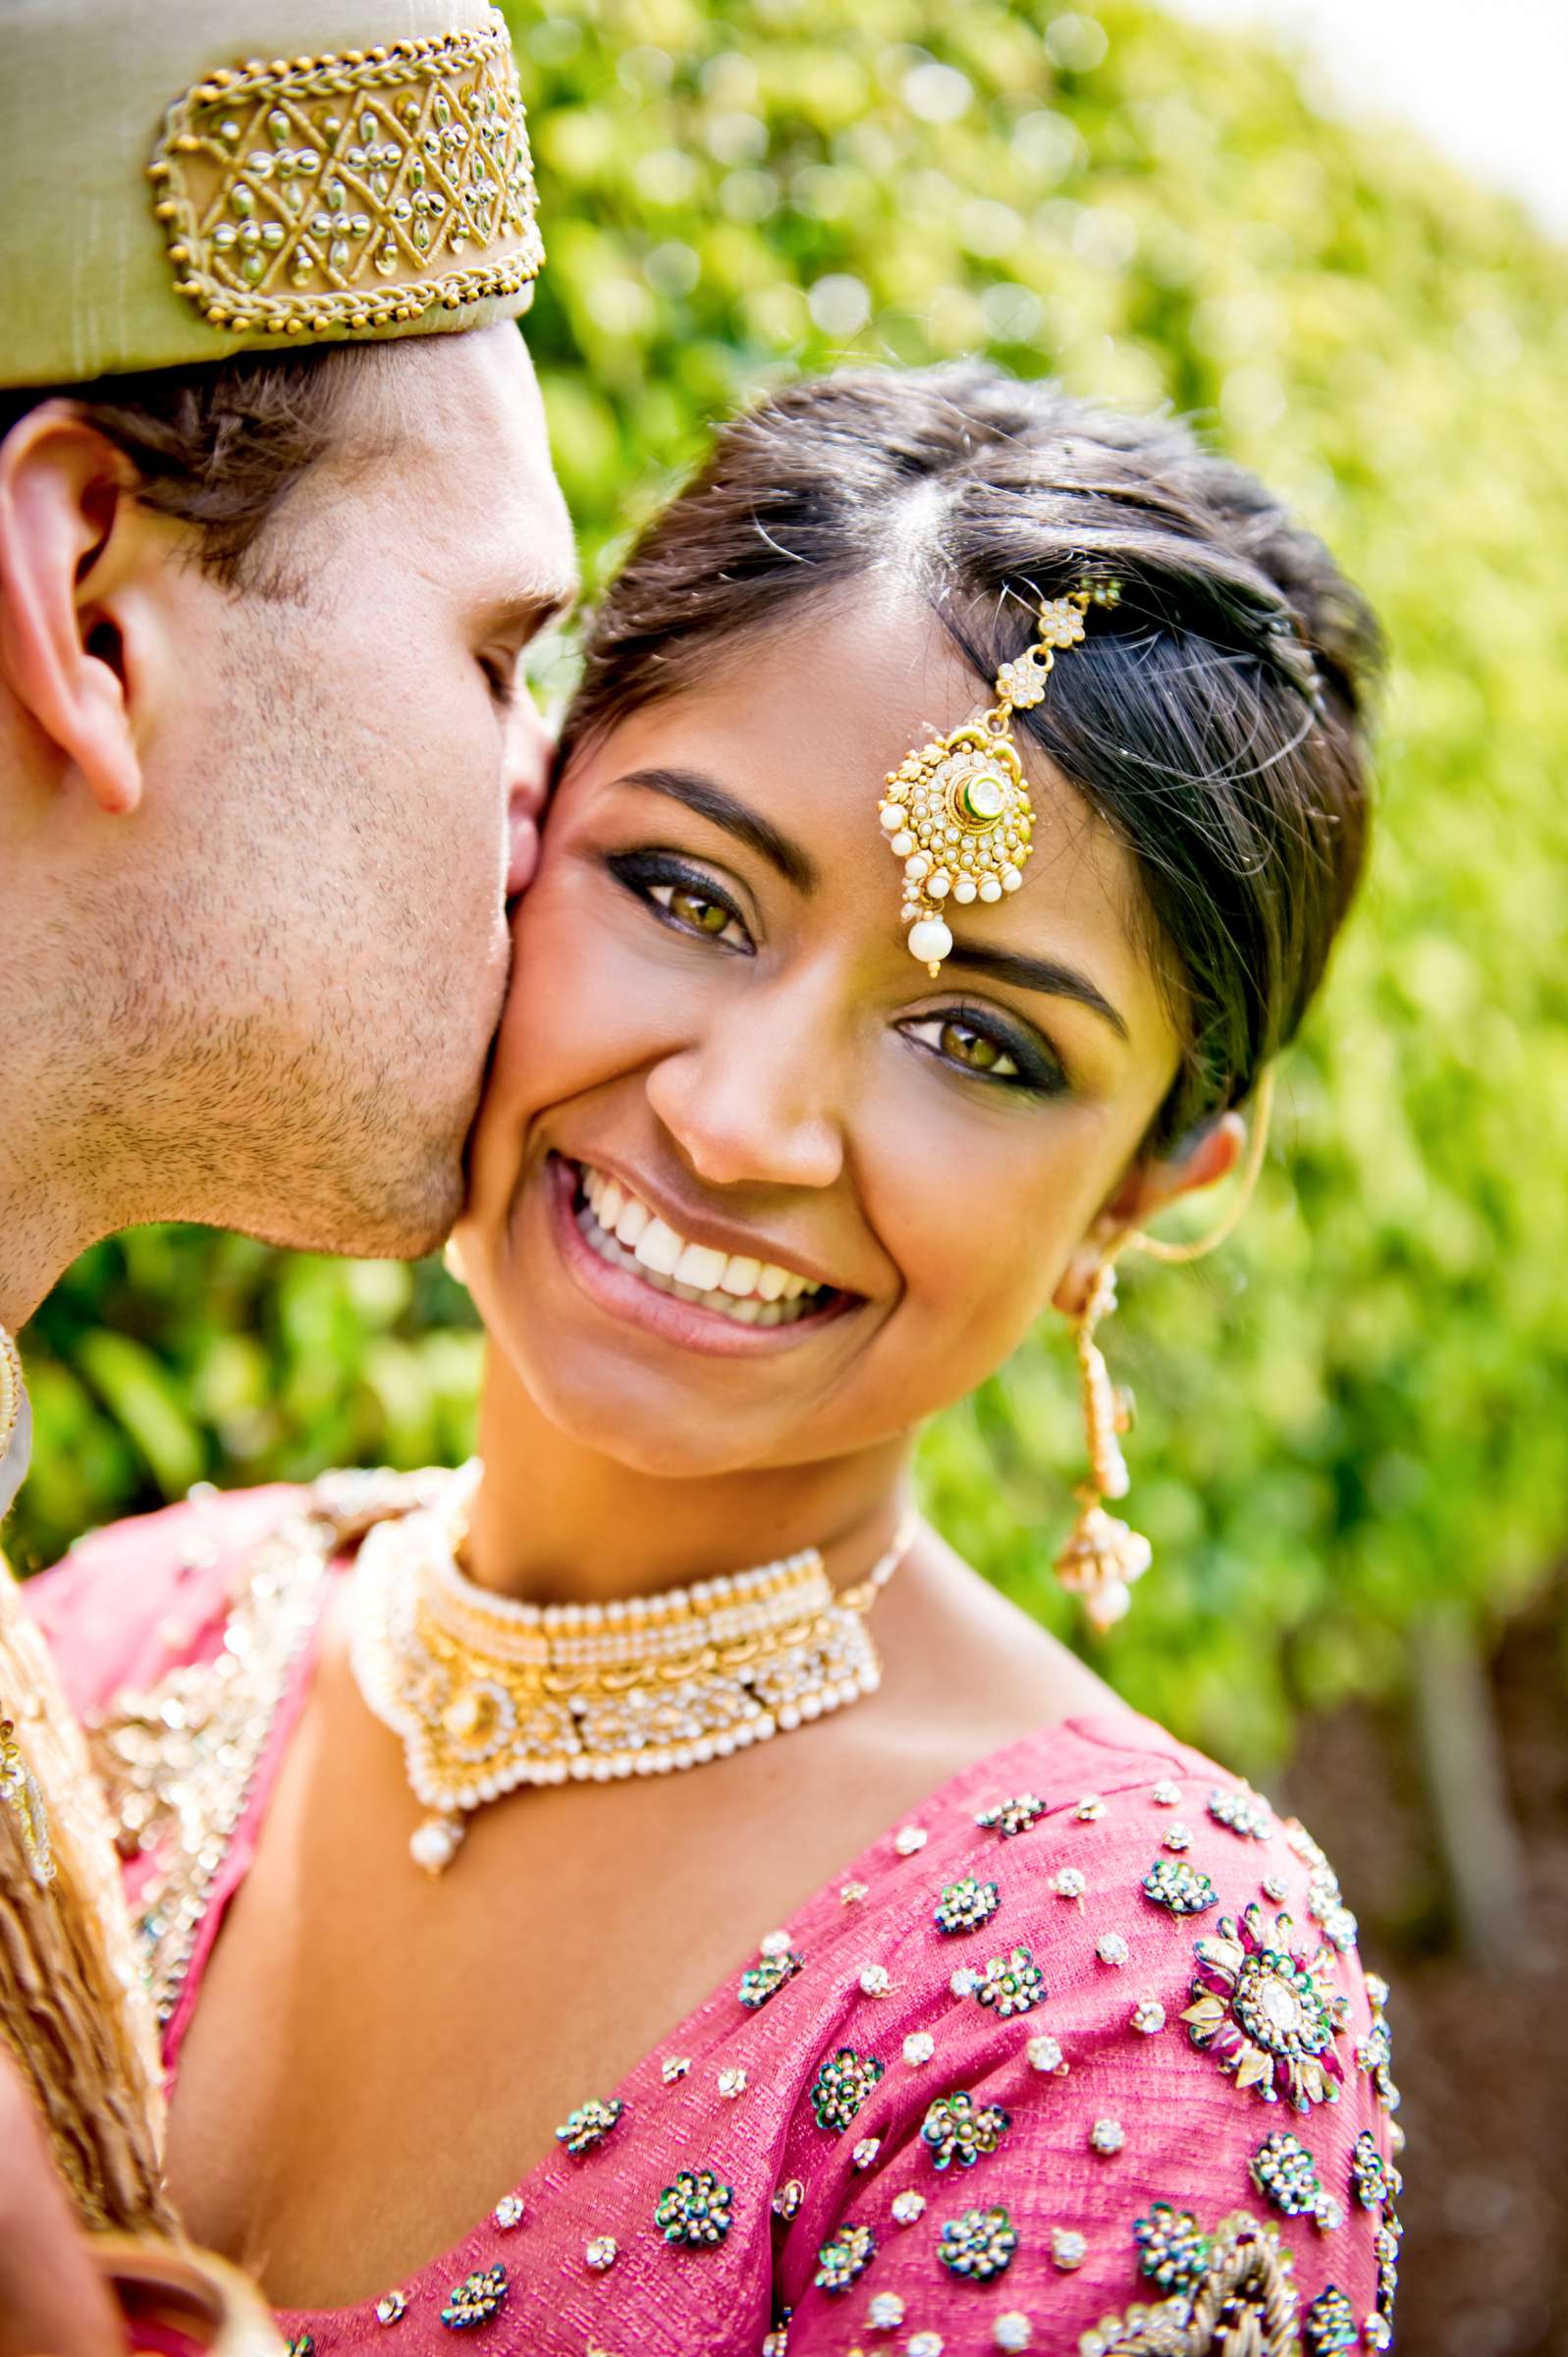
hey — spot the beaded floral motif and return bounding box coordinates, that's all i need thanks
[1355,1972,1402,2125]
[976,1792,1048,1837]
[739,1947,803,2008]
[1351,2127,1399,2211]
[934,1876,1001,1935]
[813,2220,876,2292]
[939,2204,1018,2281]
[772,2177,804,2220]
[556,2097,623,2156]
[440,2265,508,2329]
[1302,2285,1360,2354]
[147,24,542,338]
[1250,2128,1325,2219]
[1142,1858,1217,1916]
[920,2089,1012,2170]
[1182,1904,1350,2110]
[975,1945,1046,2018]
[1077,2212,1298,2357]
[654,2167,733,2249]
[1284,1819,1360,1953]
[1208,1786,1273,1841]
[810,2047,885,2131]
[1133,2203,1211,2296]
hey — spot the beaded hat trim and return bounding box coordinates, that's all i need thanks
[146,15,542,340]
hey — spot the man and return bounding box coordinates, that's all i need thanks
[0,2,577,2341]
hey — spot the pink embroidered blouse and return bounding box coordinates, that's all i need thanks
[27,1484,1402,2356]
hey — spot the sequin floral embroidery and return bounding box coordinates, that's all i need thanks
[810,2047,885,2131]
[739,1948,804,2009]
[1133,2202,1211,2296]
[1250,2128,1325,2218]
[920,2089,1011,2170]
[1351,2128,1398,2210]
[975,1793,1048,1836]
[933,1876,1001,1935]
[938,2204,1018,2281]
[556,2097,624,2156]
[814,2220,876,2292]
[1182,1904,1350,2110]
[654,2167,734,2249]
[975,1946,1046,2018]
[1303,2285,1360,2354]
[440,2266,508,2329]
[1142,1858,1217,1916]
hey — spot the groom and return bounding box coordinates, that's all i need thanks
[0,2,576,2342]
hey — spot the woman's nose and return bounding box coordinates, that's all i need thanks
[645,1003,846,1193]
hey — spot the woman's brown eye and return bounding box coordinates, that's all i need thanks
[671,887,730,935]
[942,1019,1004,1071]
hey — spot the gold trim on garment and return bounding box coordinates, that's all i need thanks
[88,1471,436,2028]
[0,1325,21,1467]
[147,17,542,338]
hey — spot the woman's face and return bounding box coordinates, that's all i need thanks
[460,585,1193,1479]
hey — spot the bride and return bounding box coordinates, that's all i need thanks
[31,364,1397,2355]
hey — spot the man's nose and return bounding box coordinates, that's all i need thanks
[503,688,554,895]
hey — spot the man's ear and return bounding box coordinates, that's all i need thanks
[0,405,156,817]
[1051,1111,1247,1319]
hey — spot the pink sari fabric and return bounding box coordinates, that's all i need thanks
[29,1490,1401,2355]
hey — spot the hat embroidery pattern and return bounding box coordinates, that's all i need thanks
[146,16,542,338]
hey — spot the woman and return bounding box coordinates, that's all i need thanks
[31,366,1398,2356]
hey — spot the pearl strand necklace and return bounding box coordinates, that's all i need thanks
[349,1463,920,1872]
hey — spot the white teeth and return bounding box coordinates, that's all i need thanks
[614,1197,649,1248]
[575,1165,830,1322]
[675,1241,729,1290]
[633,1218,683,1276]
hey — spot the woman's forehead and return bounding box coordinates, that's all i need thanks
[576,589,1178,1057]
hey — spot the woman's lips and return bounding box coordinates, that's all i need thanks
[543,1156,857,1359]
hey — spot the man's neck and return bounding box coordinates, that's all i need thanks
[0,1118,99,1328]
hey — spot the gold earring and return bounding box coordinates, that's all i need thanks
[1053,1249,1151,1633]
[878,578,1121,977]
[1054,1069,1278,1629]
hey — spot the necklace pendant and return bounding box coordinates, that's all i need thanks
[410,1810,465,1875]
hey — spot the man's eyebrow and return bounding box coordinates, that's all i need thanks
[941,939,1131,1040]
[614,766,819,894]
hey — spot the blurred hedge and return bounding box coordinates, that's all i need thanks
[15,0,1568,1777]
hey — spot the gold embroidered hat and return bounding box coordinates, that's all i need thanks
[0,0,544,390]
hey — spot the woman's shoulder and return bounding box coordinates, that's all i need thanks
[768,1703,1401,2353]
[20,1480,332,1720]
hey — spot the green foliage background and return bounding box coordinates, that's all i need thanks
[15,0,1568,1781]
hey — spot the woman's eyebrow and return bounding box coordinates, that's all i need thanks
[942,940,1131,1040]
[615,766,818,893]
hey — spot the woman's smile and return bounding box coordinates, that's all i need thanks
[540,1150,863,1358]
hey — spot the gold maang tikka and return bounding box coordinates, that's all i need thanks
[879,578,1122,976]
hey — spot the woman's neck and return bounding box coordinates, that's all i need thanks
[462,1346,915,1607]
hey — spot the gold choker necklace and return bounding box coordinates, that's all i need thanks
[349,1464,919,1873]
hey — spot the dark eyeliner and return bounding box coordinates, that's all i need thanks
[924,1000,1069,1097]
[604,848,752,949]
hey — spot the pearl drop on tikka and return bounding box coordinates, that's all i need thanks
[908,916,954,971]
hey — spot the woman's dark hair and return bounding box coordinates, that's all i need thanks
[565,363,1381,1148]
